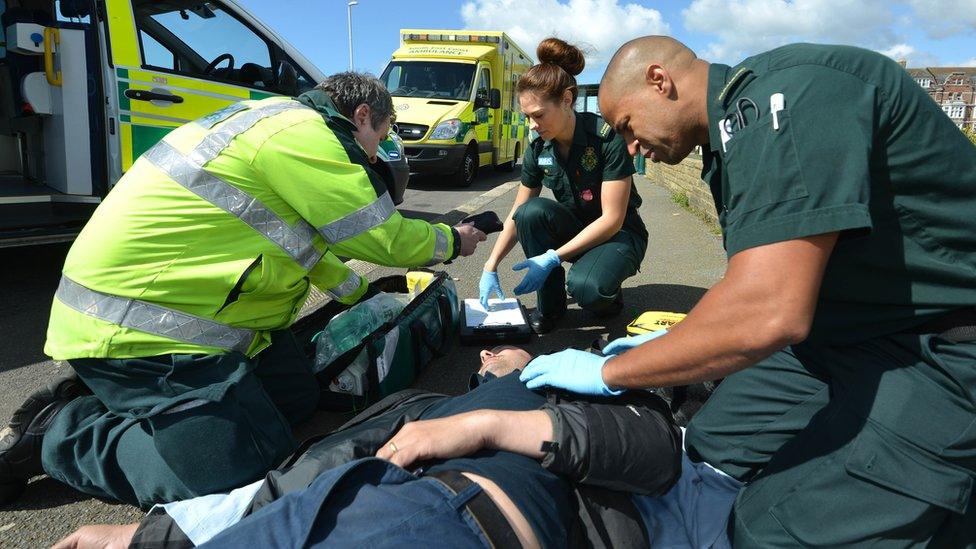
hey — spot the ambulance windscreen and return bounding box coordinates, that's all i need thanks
[381,62,476,101]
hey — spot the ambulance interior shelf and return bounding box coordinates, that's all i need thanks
[1,8,102,199]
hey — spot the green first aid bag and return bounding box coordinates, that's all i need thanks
[292,271,459,412]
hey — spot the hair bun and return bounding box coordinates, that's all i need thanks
[536,37,585,77]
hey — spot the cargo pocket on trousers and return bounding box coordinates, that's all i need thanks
[148,376,296,496]
[768,421,973,545]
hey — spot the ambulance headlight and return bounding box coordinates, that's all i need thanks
[430,118,462,140]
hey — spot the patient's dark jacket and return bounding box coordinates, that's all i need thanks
[131,373,683,548]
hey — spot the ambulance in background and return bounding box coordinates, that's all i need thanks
[0,0,408,248]
[381,30,532,187]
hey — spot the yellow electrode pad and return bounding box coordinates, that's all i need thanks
[626,311,688,336]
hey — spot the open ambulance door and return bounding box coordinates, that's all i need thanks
[103,0,319,172]
[0,0,107,246]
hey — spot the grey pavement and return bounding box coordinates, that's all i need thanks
[0,172,726,547]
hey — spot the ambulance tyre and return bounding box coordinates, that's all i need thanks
[452,145,478,187]
[497,143,519,172]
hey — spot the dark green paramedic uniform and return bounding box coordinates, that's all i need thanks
[516,111,647,317]
[684,44,976,547]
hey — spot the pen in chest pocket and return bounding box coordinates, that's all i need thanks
[770,93,785,131]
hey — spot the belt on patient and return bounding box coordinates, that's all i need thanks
[910,307,976,343]
[427,470,521,549]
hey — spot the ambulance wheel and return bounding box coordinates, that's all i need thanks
[452,147,478,187]
[497,143,520,172]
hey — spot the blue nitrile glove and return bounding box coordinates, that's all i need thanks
[519,349,623,396]
[479,270,505,309]
[602,328,669,356]
[512,249,561,295]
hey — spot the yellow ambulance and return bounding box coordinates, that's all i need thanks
[0,0,408,247]
[380,30,532,187]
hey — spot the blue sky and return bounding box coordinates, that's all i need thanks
[236,0,976,85]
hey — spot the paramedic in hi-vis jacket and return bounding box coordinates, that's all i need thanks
[0,73,486,507]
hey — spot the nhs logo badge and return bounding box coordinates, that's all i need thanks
[538,156,554,166]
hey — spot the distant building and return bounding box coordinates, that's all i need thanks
[901,60,976,131]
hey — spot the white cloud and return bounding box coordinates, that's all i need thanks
[879,43,915,60]
[904,0,976,38]
[877,44,942,68]
[682,0,897,62]
[459,0,670,72]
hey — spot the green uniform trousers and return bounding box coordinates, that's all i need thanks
[685,333,976,547]
[41,331,319,508]
[513,197,646,318]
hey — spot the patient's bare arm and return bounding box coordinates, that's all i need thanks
[376,409,553,469]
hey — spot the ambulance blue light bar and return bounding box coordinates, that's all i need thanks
[403,33,501,44]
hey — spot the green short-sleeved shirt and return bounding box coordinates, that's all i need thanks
[702,43,976,344]
[522,111,647,240]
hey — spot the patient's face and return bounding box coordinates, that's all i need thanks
[478,346,533,377]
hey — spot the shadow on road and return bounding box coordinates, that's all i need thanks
[5,476,93,511]
[396,209,442,222]
[624,282,709,315]
[0,243,70,372]
[526,282,710,352]
[408,167,518,193]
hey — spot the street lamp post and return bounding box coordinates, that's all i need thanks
[347,1,358,71]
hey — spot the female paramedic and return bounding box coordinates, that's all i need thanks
[480,38,648,334]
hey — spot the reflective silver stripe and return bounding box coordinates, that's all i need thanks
[56,276,255,354]
[318,193,396,244]
[425,227,450,266]
[187,101,300,166]
[196,102,249,129]
[327,270,363,300]
[144,101,323,270]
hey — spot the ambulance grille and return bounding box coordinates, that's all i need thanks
[396,123,429,141]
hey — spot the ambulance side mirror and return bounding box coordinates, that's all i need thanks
[489,88,501,109]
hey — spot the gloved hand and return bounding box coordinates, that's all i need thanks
[519,349,623,396]
[602,328,669,356]
[512,249,561,295]
[479,271,505,309]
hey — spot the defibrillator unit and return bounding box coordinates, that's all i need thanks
[626,311,688,335]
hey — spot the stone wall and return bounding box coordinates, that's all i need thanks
[641,153,718,224]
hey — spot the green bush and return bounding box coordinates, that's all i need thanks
[963,125,976,146]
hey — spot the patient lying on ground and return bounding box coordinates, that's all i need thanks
[54,346,740,549]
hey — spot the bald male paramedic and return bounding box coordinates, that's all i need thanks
[0,72,486,507]
[520,37,976,546]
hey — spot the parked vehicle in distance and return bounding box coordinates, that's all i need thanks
[381,30,532,187]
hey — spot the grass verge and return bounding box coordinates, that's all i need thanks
[670,191,722,236]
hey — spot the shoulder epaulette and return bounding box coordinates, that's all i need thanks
[581,112,613,140]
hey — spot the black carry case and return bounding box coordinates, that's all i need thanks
[291,272,459,411]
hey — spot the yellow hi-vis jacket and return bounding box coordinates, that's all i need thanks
[44,91,456,360]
